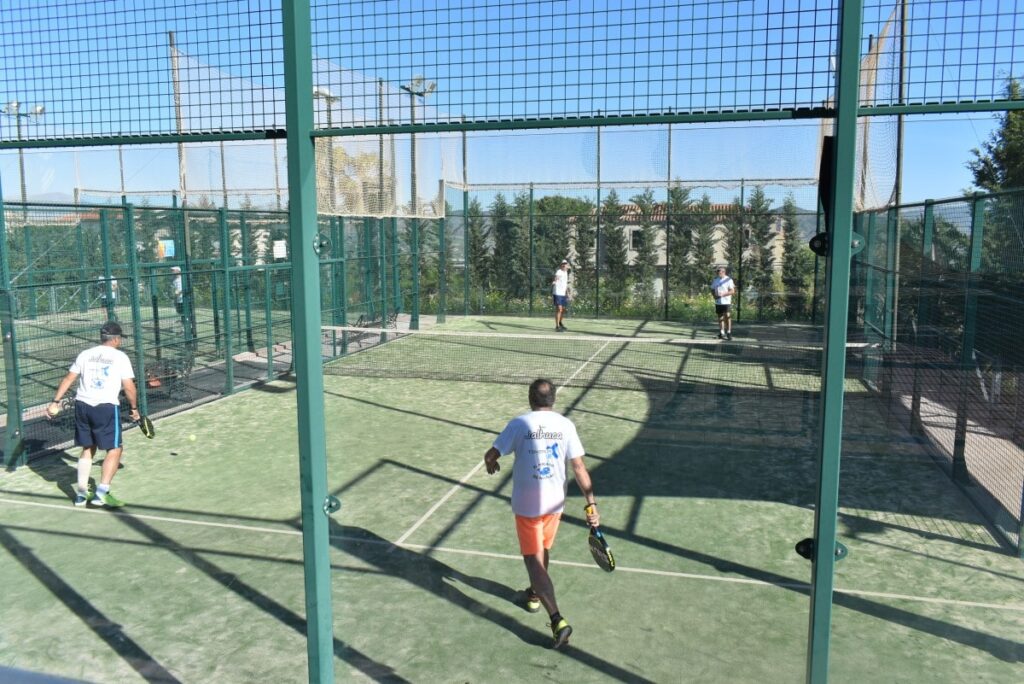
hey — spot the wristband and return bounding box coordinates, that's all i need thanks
[584,502,596,512]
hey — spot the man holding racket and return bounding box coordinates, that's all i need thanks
[47,321,140,507]
[484,378,600,649]
[551,259,571,331]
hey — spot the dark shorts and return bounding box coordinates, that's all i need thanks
[715,303,732,316]
[74,401,123,450]
[553,295,568,308]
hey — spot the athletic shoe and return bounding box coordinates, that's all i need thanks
[558,324,567,331]
[726,332,733,341]
[550,618,572,649]
[717,332,725,339]
[524,589,541,613]
[91,490,125,508]
[73,489,90,507]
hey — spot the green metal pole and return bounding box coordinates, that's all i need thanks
[100,209,115,320]
[219,208,235,394]
[0,192,26,467]
[378,218,388,323]
[411,218,420,329]
[952,196,985,484]
[910,200,935,434]
[123,205,148,418]
[884,208,898,343]
[240,215,256,353]
[736,180,745,322]
[364,217,375,318]
[331,217,344,326]
[806,1,864,682]
[463,188,470,316]
[528,184,534,316]
[282,1,336,681]
[391,218,400,313]
[24,225,37,319]
[863,213,877,335]
[438,216,446,323]
[264,267,274,382]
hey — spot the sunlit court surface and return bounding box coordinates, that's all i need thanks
[1,316,1021,683]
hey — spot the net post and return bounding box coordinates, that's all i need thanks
[0,193,26,468]
[99,208,116,321]
[910,200,935,434]
[952,195,985,484]
[218,207,235,394]
[123,203,149,418]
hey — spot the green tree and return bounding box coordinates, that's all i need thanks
[664,185,694,295]
[491,192,529,300]
[967,79,1024,192]
[781,194,812,319]
[690,194,719,294]
[630,188,660,306]
[599,189,628,311]
[744,186,775,318]
[571,200,597,312]
[466,197,492,296]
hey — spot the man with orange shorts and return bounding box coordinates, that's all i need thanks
[484,378,600,649]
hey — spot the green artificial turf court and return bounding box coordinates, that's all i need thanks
[1,317,1022,682]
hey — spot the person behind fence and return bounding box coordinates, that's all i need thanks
[47,321,140,507]
[483,378,600,649]
[711,266,736,340]
[171,266,184,313]
[551,259,571,331]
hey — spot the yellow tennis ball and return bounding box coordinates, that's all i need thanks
[188,434,197,441]
[47,403,61,416]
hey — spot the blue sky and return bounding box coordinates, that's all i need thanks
[0,1,1015,209]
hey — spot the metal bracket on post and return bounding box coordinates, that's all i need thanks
[313,233,332,258]
[323,495,341,516]
[808,232,865,258]
[795,538,848,562]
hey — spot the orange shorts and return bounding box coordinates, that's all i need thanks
[515,513,562,556]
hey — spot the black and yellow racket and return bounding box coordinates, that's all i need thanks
[584,504,615,572]
[137,415,155,439]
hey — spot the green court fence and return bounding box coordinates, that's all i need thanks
[852,188,1024,554]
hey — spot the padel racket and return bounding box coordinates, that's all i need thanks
[584,504,614,571]
[588,525,615,572]
[137,415,155,439]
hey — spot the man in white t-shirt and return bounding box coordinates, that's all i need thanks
[484,378,600,649]
[551,259,571,331]
[48,321,140,507]
[711,266,736,340]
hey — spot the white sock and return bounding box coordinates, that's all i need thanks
[96,484,110,495]
[76,458,92,492]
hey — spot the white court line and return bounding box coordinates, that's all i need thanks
[392,340,613,547]
[3,497,1022,613]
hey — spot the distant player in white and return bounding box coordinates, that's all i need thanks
[48,321,139,507]
[711,266,736,340]
[551,259,570,331]
[484,378,600,649]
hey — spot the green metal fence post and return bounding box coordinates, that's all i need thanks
[282,0,336,680]
[392,217,400,313]
[123,204,148,418]
[378,218,387,322]
[438,216,447,323]
[219,208,234,394]
[884,208,898,343]
[910,200,935,434]
[952,195,985,484]
[863,212,877,335]
[24,224,37,319]
[528,184,534,316]
[240,214,256,353]
[100,209,116,320]
[411,217,420,329]
[806,0,864,681]
[264,267,274,382]
[463,188,470,315]
[0,194,26,468]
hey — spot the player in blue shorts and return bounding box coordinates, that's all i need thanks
[48,321,140,507]
[551,259,571,331]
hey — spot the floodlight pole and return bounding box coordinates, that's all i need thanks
[2,101,45,221]
[313,87,339,212]
[401,78,435,330]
